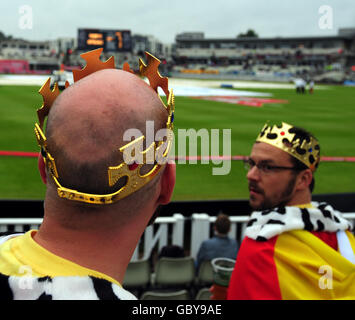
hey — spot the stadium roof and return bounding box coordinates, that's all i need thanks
[176,34,355,43]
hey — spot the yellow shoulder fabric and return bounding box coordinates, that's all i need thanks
[274,230,355,299]
[296,203,314,209]
[0,230,121,286]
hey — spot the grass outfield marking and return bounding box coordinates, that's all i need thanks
[192,96,289,107]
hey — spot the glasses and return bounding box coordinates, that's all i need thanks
[243,158,299,174]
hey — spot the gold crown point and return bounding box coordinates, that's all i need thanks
[72,48,115,83]
[139,51,169,97]
[123,62,134,74]
[256,122,320,171]
[37,78,60,128]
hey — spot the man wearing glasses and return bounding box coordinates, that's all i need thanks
[226,122,355,300]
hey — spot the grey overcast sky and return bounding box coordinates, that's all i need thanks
[0,0,354,44]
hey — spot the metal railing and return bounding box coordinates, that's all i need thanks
[1,213,354,261]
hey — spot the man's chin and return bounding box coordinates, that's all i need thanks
[249,196,273,211]
[249,197,263,211]
[250,204,263,211]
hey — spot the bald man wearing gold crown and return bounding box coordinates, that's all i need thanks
[0,49,176,300]
[226,123,355,300]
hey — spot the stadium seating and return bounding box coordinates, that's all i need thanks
[195,287,212,300]
[141,289,190,300]
[195,260,214,287]
[152,256,196,289]
[123,258,151,297]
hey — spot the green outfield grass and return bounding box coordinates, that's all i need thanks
[0,83,354,201]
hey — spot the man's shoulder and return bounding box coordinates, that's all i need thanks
[0,232,24,246]
[201,237,217,245]
[239,236,278,260]
[0,273,137,300]
[202,236,230,246]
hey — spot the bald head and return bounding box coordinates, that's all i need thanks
[45,68,168,197]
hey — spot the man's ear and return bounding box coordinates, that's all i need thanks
[157,161,176,205]
[38,153,47,185]
[296,169,313,191]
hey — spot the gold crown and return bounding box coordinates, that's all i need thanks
[34,48,175,204]
[256,122,320,171]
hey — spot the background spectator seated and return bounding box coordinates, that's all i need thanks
[195,213,238,272]
[158,245,185,259]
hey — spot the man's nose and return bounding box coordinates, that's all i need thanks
[247,165,260,181]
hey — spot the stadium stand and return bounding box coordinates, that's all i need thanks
[1,27,354,83]
[172,28,355,83]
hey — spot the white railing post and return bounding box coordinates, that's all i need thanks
[143,225,155,260]
[158,224,168,252]
[229,222,237,240]
[142,222,169,260]
[130,242,139,262]
[14,225,24,232]
[172,213,184,246]
[130,215,184,262]
[190,213,210,259]
[0,218,43,234]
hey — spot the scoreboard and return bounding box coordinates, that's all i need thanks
[78,29,132,52]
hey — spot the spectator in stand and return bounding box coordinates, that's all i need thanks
[196,213,238,272]
[158,245,185,259]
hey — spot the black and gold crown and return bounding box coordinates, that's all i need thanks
[256,122,320,172]
[34,48,174,204]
